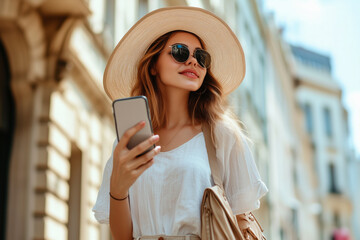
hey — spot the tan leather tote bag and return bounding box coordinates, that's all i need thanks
[201,124,245,240]
[201,124,266,240]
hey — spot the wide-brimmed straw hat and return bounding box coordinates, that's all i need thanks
[103,6,246,101]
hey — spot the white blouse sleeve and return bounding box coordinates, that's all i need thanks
[214,122,268,215]
[92,140,117,224]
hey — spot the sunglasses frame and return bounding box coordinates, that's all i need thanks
[168,43,211,69]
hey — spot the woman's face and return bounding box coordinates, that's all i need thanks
[154,32,207,93]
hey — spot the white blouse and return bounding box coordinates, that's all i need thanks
[92,121,268,238]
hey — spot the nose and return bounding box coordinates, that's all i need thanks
[185,54,199,67]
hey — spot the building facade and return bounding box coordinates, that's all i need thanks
[348,151,360,239]
[224,0,271,236]
[291,45,353,239]
[0,0,115,239]
[263,15,321,240]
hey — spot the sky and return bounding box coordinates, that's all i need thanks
[263,0,360,158]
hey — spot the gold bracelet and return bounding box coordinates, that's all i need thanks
[109,192,129,201]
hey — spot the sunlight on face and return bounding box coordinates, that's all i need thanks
[154,31,207,93]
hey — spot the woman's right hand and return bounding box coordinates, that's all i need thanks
[110,121,161,199]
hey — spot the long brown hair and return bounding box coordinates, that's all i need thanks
[131,30,232,134]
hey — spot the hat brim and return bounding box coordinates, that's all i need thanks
[104,6,246,100]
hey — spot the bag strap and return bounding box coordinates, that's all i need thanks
[202,123,224,189]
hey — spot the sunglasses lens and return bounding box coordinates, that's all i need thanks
[195,49,211,68]
[171,44,211,68]
[171,44,189,63]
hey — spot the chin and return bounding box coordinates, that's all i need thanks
[185,82,203,91]
[186,85,202,92]
[163,80,203,92]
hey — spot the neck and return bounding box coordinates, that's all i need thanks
[163,88,192,129]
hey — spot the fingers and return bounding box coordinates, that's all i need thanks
[113,123,161,184]
[117,121,145,150]
[133,159,154,176]
[129,145,161,170]
[127,134,160,159]
[132,146,161,175]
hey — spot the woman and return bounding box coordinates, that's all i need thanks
[93,7,268,240]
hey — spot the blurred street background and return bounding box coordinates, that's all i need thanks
[0,0,359,239]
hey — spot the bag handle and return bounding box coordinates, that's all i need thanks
[202,123,224,190]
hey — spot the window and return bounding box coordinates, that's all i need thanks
[328,163,340,194]
[334,212,341,228]
[68,145,83,240]
[323,107,333,138]
[104,0,115,44]
[303,103,313,134]
[292,209,299,240]
[280,228,285,240]
[318,213,324,240]
[138,0,148,19]
[292,149,298,186]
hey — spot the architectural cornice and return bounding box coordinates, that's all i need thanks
[40,0,90,16]
[294,77,342,98]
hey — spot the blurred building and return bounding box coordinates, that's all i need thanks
[1,0,358,240]
[214,0,271,235]
[290,44,353,239]
[262,15,321,240]
[348,151,360,239]
[0,0,116,239]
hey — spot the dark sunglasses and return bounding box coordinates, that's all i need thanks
[169,43,211,69]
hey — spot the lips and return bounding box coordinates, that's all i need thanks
[179,69,199,78]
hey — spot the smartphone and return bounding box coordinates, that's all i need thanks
[112,96,155,155]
